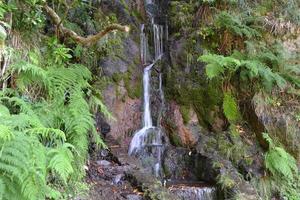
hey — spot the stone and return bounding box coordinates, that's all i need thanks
[113,174,124,185]
[126,194,142,200]
[100,149,109,157]
[253,92,300,160]
[168,185,217,200]
[96,160,112,166]
[100,58,129,77]
[163,147,196,180]
[162,101,202,147]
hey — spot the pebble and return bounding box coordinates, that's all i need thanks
[96,160,112,166]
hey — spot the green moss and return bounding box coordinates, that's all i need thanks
[217,173,236,190]
[180,105,190,124]
[164,66,226,130]
[169,132,182,147]
[132,9,144,21]
[123,72,142,99]
[162,163,171,178]
[112,72,122,83]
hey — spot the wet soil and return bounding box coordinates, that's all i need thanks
[85,136,144,200]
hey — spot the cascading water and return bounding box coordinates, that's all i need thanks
[140,24,148,65]
[128,1,219,199]
[128,2,165,177]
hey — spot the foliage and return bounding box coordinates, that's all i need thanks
[0,99,74,200]
[0,37,108,198]
[169,1,195,33]
[214,11,260,39]
[217,173,236,190]
[263,133,300,200]
[10,0,46,32]
[198,52,290,91]
[223,92,240,123]
[198,54,240,79]
[263,133,298,181]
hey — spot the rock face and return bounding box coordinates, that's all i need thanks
[163,147,196,180]
[162,101,201,147]
[99,38,140,77]
[253,92,300,160]
[102,83,142,147]
[95,22,143,148]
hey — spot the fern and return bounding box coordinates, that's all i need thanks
[215,11,260,38]
[10,60,49,91]
[0,178,4,200]
[0,36,108,199]
[0,124,14,141]
[199,53,288,90]
[223,92,240,123]
[47,143,74,183]
[0,104,10,117]
[198,54,241,79]
[263,133,298,180]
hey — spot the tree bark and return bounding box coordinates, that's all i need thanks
[43,5,130,46]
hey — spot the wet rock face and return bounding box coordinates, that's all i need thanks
[163,147,195,180]
[126,194,143,200]
[163,147,218,183]
[98,0,138,25]
[96,32,142,148]
[102,83,142,147]
[162,101,201,147]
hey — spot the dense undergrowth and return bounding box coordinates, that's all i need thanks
[0,1,118,199]
[169,0,300,199]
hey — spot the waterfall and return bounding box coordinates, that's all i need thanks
[140,24,148,64]
[153,24,163,59]
[128,2,165,177]
[143,63,154,128]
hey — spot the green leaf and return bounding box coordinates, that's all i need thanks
[223,92,240,123]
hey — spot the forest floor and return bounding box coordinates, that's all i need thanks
[84,136,144,200]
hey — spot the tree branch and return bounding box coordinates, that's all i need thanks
[43,5,130,46]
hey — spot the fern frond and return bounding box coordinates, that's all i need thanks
[47,143,74,183]
[223,92,240,123]
[263,133,298,180]
[0,125,14,141]
[26,128,66,142]
[10,61,49,90]
[198,54,240,79]
[0,104,10,117]
[0,178,4,200]
[215,11,260,38]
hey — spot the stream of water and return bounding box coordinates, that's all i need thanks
[128,2,218,199]
[128,6,164,177]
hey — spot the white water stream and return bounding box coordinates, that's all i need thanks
[128,12,164,177]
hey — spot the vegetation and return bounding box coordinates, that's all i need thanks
[0,0,123,199]
[0,0,299,199]
[169,0,300,199]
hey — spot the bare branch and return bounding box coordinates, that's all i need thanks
[43,5,130,46]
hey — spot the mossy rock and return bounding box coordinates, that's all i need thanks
[179,105,190,124]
